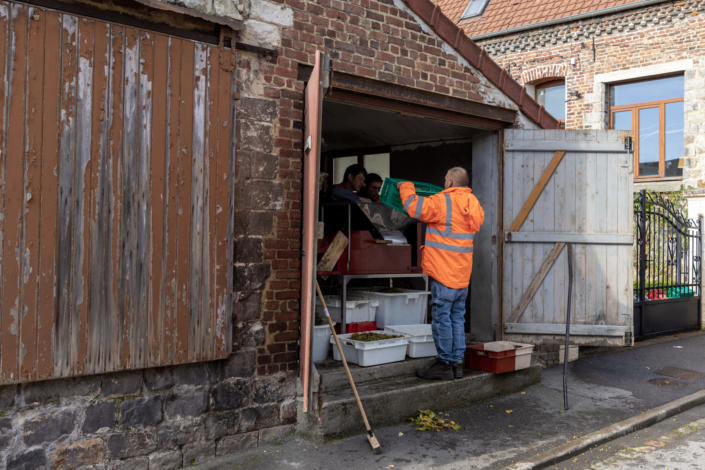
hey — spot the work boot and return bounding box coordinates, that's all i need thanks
[453,363,463,379]
[417,360,454,380]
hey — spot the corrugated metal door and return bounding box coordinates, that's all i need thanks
[0,2,234,383]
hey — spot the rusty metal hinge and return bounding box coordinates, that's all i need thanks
[219,27,236,72]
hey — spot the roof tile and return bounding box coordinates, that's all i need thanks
[433,0,644,36]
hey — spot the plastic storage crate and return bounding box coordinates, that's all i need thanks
[350,287,430,328]
[380,178,444,214]
[331,330,410,367]
[465,341,534,374]
[384,324,437,358]
[315,295,378,324]
[312,322,336,363]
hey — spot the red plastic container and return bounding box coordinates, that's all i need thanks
[334,321,377,334]
[466,341,534,374]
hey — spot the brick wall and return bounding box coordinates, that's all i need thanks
[474,0,705,189]
[232,0,533,380]
[0,0,539,466]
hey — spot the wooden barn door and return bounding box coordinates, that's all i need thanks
[0,2,235,384]
[502,130,634,347]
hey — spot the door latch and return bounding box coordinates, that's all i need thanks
[623,136,634,152]
[219,27,236,72]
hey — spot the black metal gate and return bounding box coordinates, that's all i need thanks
[634,190,702,340]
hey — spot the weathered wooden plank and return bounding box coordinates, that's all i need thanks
[175,40,195,363]
[86,20,110,375]
[107,25,126,372]
[506,140,626,152]
[505,232,634,244]
[507,243,566,324]
[511,152,523,314]
[21,6,47,380]
[163,37,182,363]
[585,153,598,327]
[530,152,545,323]
[204,46,218,360]
[188,42,207,363]
[131,30,153,370]
[150,32,169,367]
[508,150,566,233]
[120,28,139,370]
[0,1,9,382]
[501,140,513,326]
[605,155,619,322]
[1,3,28,382]
[521,152,534,322]
[214,55,233,358]
[542,153,555,325]
[36,9,62,380]
[317,231,348,273]
[573,153,586,324]
[73,17,95,376]
[505,323,628,336]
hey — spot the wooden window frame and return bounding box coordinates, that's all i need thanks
[610,97,684,182]
[609,74,685,182]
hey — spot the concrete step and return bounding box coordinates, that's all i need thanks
[297,364,541,441]
[315,356,436,392]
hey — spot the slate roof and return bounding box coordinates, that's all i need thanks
[432,0,646,37]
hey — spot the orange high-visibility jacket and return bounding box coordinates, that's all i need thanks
[400,182,485,289]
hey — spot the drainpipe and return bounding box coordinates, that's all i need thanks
[470,0,670,41]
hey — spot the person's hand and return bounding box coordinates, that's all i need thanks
[359,197,372,203]
[396,181,405,189]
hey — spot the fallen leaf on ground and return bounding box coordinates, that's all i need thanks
[398,432,404,437]
[506,410,513,414]
[644,440,666,447]
[520,392,526,395]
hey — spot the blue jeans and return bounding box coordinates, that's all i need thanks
[430,278,468,364]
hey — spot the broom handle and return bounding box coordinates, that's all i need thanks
[315,280,372,432]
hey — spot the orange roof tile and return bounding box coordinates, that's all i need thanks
[432,0,645,37]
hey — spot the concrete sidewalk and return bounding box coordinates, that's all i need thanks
[200,331,705,470]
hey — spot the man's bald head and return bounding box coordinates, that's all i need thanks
[445,167,469,189]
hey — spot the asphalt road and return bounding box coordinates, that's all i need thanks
[200,332,705,470]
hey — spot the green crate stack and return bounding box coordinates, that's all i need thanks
[380,178,444,214]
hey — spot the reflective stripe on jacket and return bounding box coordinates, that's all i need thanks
[399,182,485,289]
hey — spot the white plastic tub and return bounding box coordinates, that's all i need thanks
[312,322,336,363]
[315,296,378,324]
[351,288,430,328]
[331,330,410,367]
[384,324,437,358]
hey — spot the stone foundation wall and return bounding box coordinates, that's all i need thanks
[0,356,295,469]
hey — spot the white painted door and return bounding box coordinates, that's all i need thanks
[502,129,634,347]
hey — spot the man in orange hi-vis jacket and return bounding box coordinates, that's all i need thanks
[398,167,484,380]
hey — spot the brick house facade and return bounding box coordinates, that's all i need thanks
[0,0,550,468]
[456,0,705,193]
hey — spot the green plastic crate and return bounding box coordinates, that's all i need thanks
[380,177,444,214]
[666,286,695,298]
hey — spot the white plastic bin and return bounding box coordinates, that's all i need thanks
[331,330,410,367]
[384,324,437,358]
[312,322,336,362]
[315,296,378,324]
[351,288,430,328]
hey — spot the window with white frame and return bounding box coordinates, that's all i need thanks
[461,0,490,19]
[609,75,684,180]
[535,80,566,121]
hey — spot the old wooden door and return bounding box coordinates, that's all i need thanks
[0,2,235,383]
[300,51,330,412]
[502,130,634,347]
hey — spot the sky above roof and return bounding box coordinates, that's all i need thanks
[432,0,645,37]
